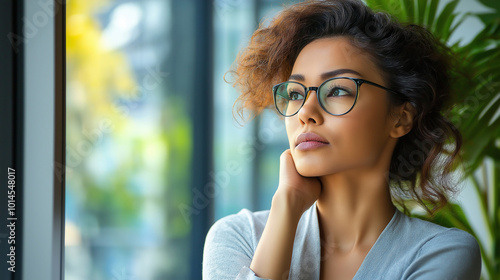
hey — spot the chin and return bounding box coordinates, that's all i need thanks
[294,161,328,177]
[292,150,330,177]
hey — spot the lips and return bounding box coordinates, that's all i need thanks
[295,132,329,150]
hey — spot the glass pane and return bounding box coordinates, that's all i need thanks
[213,0,298,220]
[65,0,192,279]
[213,0,257,219]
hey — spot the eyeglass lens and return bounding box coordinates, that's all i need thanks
[274,78,357,116]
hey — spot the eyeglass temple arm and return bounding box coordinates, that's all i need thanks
[359,79,400,95]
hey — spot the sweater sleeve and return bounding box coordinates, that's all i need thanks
[403,228,482,280]
[202,211,270,280]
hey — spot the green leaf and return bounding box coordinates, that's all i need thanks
[425,0,439,29]
[488,147,500,161]
[401,0,414,22]
[477,12,500,25]
[434,0,459,40]
[366,0,395,13]
[476,0,500,12]
[469,47,500,63]
[415,0,427,25]
[493,160,500,230]
[415,203,475,233]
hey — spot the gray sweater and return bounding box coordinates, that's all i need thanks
[203,203,481,279]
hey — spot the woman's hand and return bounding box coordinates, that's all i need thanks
[273,149,322,216]
[249,149,322,279]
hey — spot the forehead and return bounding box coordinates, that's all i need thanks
[291,37,382,82]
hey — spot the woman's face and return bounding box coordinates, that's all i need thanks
[286,36,399,177]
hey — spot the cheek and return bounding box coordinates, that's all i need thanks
[339,105,393,161]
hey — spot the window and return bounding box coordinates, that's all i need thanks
[65,1,195,279]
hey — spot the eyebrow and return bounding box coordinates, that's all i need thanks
[289,68,363,82]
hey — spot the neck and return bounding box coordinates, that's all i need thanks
[316,171,395,254]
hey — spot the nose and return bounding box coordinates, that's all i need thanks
[297,88,324,125]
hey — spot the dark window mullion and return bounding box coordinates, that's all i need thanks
[54,1,66,279]
[190,0,214,279]
[0,1,24,279]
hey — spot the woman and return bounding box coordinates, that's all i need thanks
[203,0,481,279]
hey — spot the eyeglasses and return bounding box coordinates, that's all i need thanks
[272,77,398,117]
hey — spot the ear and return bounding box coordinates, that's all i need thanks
[390,102,415,138]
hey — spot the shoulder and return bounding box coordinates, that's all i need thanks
[420,225,479,251]
[401,213,479,253]
[206,209,269,243]
[204,208,270,259]
[399,214,482,279]
[203,209,270,279]
[416,224,481,262]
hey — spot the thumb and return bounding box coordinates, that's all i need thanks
[279,149,298,182]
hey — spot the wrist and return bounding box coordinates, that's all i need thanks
[271,190,308,222]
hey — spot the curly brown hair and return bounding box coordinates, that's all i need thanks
[227,0,462,214]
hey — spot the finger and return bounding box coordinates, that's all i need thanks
[279,149,293,172]
[279,149,298,182]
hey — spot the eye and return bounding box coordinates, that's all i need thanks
[326,86,353,97]
[288,91,304,101]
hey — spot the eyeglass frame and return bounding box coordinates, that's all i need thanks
[272,76,400,117]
